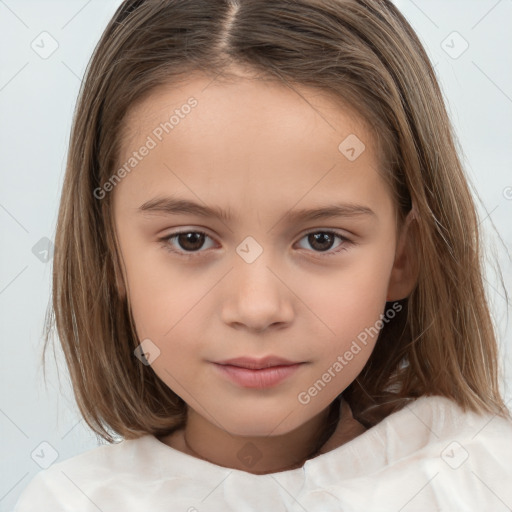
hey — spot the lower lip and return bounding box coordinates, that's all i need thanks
[212,363,303,389]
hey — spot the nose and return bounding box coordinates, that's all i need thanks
[220,255,294,332]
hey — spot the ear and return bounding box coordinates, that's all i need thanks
[386,208,419,301]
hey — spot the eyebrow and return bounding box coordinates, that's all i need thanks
[137,196,376,223]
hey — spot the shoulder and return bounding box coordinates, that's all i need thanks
[399,394,512,451]
[309,394,512,511]
[14,435,155,511]
[334,394,512,464]
[375,394,512,473]
[388,395,512,508]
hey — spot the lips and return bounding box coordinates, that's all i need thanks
[214,356,301,370]
[211,356,306,388]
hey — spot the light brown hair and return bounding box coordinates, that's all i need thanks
[44,0,510,442]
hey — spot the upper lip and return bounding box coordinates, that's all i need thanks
[214,356,302,370]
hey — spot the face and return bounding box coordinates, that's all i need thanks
[112,69,403,437]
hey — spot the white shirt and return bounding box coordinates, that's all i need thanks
[14,395,512,511]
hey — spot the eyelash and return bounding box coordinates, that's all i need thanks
[158,229,353,259]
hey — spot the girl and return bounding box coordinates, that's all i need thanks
[16,0,512,510]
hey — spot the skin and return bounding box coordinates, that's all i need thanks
[112,67,417,474]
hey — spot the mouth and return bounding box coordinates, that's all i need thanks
[211,356,305,389]
[213,355,302,370]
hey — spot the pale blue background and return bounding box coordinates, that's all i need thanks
[1,1,511,509]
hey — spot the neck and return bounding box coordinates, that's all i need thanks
[168,398,342,475]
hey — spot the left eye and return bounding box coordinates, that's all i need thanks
[296,231,350,255]
[160,230,351,257]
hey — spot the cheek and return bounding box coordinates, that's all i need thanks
[125,260,206,389]
[302,251,394,336]
[118,228,208,338]
[294,247,395,389]
[128,267,211,344]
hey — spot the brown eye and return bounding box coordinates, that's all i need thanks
[307,232,336,251]
[296,230,351,256]
[161,230,215,255]
[175,232,206,251]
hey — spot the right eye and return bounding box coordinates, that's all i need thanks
[159,230,217,257]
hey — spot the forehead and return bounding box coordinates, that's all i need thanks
[120,71,374,156]
[114,72,390,217]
